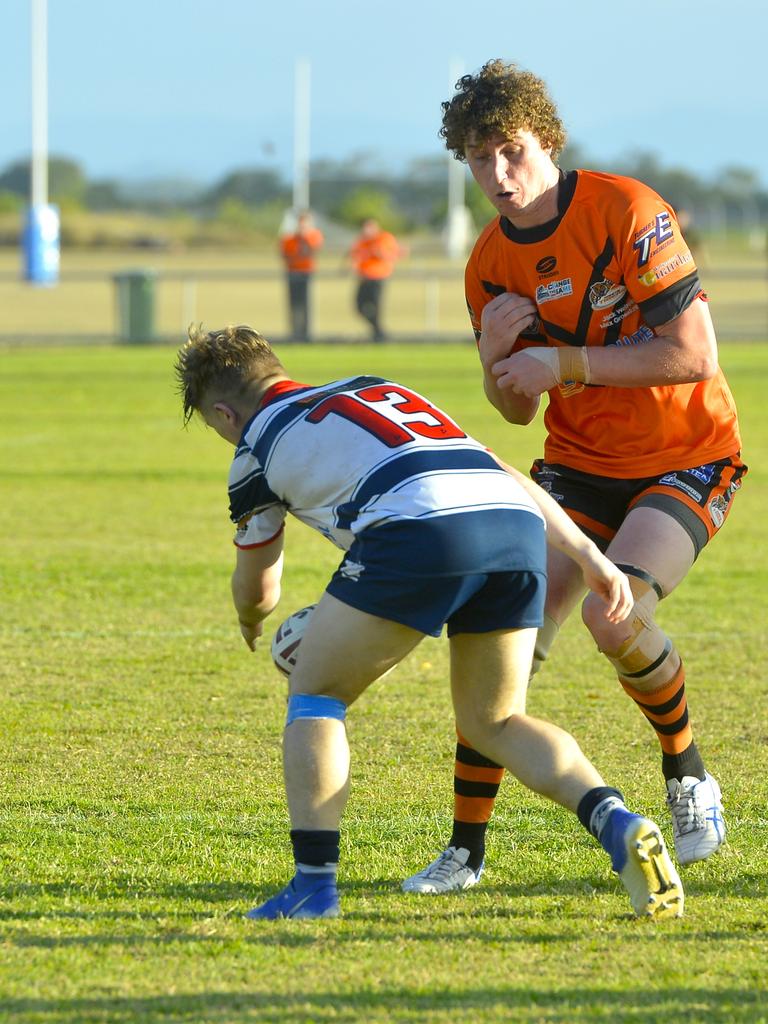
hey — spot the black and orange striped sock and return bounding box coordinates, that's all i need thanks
[620,662,706,782]
[450,732,504,870]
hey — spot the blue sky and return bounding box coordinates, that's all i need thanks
[3,0,766,185]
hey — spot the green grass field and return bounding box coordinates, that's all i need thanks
[1,341,767,1023]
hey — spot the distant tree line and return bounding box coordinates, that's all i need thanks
[1,148,766,236]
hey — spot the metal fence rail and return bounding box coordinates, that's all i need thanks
[1,266,765,344]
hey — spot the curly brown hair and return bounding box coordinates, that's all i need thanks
[440,59,566,160]
[174,324,284,424]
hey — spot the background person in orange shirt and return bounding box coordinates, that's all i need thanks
[348,218,403,342]
[279,211,324,342]
[403,59,746,895]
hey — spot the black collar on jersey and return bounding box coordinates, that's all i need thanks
[499,169,578,244]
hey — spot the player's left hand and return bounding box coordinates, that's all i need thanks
[580,554,633,624]
[239,619,264,650]
[492,350,558,397]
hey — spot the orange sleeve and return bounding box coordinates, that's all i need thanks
[611,187,699,326]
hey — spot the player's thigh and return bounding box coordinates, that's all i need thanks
[288,592,423,705]
[605,506,696,596]
[450,627,538,733]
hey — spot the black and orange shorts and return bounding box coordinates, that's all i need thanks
[530,455,747,558]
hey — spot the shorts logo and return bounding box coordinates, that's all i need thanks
[536,256,557,276]
[687,463,715,484]
[633,211,674,267]
[339,559,365,581]
[658,473,702,502]
[536,278,573,304]
[589,280,627,310]
[709,478,741,528]
[534,470,564,502]
[709,495,727,528]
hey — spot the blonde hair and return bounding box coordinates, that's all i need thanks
[174,324,284,424]
[440,59,566,160]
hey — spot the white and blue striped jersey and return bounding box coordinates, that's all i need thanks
[228,376,543,552]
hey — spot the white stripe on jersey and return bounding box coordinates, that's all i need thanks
[229,377,541,550]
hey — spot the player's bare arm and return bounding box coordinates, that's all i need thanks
[491,455,632,624]
[492,296,718,397]
[478,292,540,423]
[231,533,285,649]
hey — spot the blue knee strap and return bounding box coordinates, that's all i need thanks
[286,693,347,726]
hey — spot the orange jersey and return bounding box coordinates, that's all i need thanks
[466,170,741,478]
[350,231,400,279]
[280,228,323,273]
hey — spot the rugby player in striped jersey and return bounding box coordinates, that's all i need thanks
[175,324,684,921]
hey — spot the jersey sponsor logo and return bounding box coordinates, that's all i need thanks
[633,211,675,267]
[638,250,693,286]
[535,278,573,304]
[535,255,557,276]
[600,297,639,328]
[520,315,543,337]
[589,279,627,310]
[612,324,655,346]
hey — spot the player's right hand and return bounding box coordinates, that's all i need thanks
[478,293,538,369]
[580,554,633,624]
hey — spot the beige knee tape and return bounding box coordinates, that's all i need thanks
[530,614,559,679]
[601,570,671,679]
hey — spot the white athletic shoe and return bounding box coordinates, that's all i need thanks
[666,772,726,865]
[606,812,684,919]
[401,846,483,894]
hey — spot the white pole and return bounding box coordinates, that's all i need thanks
[25,0,59,285]
[446,58,469,260]
[293,58,311,212]
[31,0,48,206]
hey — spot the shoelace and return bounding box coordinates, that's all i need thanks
[423,850,467,881]
[668,785,705,835]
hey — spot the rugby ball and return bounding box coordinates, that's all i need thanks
[271,604,316,675]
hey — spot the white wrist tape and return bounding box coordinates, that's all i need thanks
[524,346,591,385]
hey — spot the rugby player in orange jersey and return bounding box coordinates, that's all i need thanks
[279,211,324,342]
[348,218,404,341]
[403,59,746,894]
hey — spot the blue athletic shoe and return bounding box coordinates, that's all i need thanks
[600,808,684,919]
[245,871,340,920]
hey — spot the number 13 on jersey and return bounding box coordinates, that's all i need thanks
[306,384,466,448]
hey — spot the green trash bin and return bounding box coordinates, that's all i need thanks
[114,270,156,343]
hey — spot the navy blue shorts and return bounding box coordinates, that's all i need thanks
[326,511,546,638]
